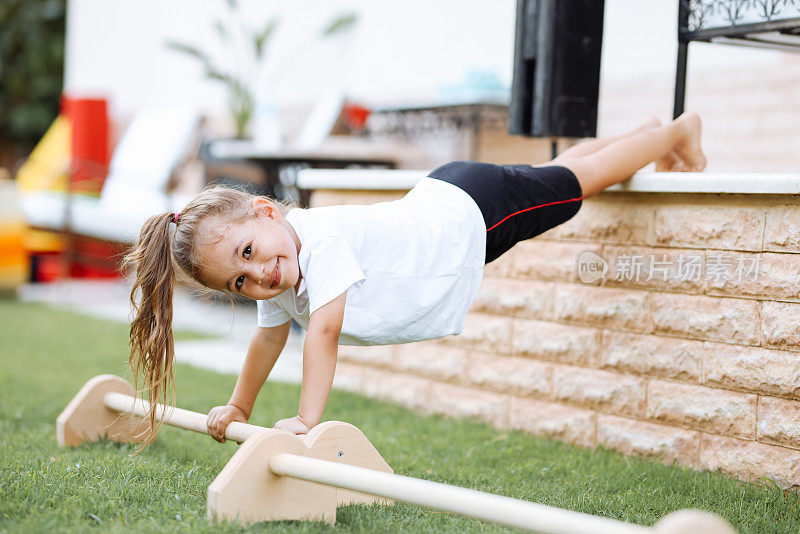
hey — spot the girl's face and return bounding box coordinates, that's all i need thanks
[198,199,301,300]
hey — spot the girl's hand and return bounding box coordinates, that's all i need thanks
[273,415,311,435]
[206,404,248,443]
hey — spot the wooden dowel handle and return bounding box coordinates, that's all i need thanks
[103,391,266,444]
[268,453,649,534]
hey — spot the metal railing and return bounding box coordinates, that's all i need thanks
[675,0,800,117]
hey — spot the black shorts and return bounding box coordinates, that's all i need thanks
[429,160,584,264]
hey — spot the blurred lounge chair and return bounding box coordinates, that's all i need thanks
[17,106,201,276]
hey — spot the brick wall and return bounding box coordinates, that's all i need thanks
[598,56,800,173]
[319,189,800,488]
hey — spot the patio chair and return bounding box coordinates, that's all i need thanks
[18,106,201,275]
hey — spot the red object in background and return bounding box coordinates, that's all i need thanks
[30,241,122,282]
[343,103,371,132]
[68,239,124,279]
[61,95,110,195]
[70,263,120,279]
[30,252,62,283]
[32,95,121,281]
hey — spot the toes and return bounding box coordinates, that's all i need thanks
[639,116,661,131]
[686,153,707,172]
[693,160,707,172]
[655,150,683,172]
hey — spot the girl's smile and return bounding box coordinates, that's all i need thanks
[198,199,302,300]
[270,259,281,288]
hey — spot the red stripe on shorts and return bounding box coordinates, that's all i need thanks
[486,196,584,232]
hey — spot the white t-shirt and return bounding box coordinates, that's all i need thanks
[256,176,486,345]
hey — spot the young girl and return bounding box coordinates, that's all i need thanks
[126,111,706,444]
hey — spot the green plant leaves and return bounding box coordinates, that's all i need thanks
[161,3,359,139]
[163,40,211,66]
[320,12,358,38]
[254,18,279,60]
[0,0,65,148]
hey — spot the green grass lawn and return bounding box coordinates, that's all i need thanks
[1,297,799,533]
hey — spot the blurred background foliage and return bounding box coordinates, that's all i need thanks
[165,0,357,139]
[0,0,66,169]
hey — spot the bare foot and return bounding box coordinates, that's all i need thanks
[638,116,661,131]
[641,117,690,173]
[672,112,707,171]
[655,150,688,172]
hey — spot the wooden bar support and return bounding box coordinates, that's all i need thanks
[57,375,737,532]
[57,375,394,524]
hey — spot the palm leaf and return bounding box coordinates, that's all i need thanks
[204,67,237,86]
[254,17,279,59]
[320,12,358,37]
[214,20,228,42]
[164,40,211,65]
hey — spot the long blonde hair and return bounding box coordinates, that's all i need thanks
[122,184,298,447]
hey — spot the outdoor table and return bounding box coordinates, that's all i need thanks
[206,140,396,207]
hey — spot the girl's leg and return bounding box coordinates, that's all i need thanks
[550,116,660,162]
[555,112,705,198]
[537,117,687,172]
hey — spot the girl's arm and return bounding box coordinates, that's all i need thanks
[207,320,291,441]
[275,291,346,432]
[229,320,292,415]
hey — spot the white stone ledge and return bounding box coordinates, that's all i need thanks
[605,172,800,194]
[296,168,800,195]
